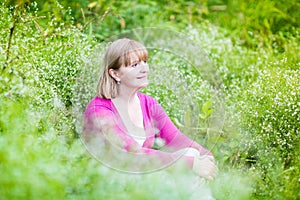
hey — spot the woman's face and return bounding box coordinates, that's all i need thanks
[118,53,149,90]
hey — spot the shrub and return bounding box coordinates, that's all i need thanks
[240,69,300,199]
[1,1,96,107]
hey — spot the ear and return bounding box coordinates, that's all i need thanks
[108,69,121,82]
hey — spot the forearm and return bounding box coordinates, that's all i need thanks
[141,147,195,169]
[160,128,213,156]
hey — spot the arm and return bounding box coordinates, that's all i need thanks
[147,99,213,156]
[82,100,195,171]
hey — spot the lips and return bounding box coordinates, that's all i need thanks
[137,76,147,79]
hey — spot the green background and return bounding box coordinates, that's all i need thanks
[1,0,299,199]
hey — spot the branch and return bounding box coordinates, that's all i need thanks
[81,8,110,31]
[3,5,20,73]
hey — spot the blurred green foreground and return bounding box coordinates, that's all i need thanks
[1,0,299,199]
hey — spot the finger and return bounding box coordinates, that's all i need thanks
[207,165,218,177]
[206,175,214,181]
[211,169,218,178]
[207,156,216,162]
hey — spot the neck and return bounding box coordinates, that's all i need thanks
[114,85,139,104]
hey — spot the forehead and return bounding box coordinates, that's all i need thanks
[128,53,139,61]
[122,46,148,66]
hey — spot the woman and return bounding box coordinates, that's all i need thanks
[83,38,218,180]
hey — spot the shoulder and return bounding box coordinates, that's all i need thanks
[87,96,111,106]
[86,96,112,109]
[84,96,113,116]
[137,92,159,105]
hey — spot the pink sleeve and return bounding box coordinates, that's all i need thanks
[147,97,213,156]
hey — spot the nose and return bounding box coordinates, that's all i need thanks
[140,62,149,73]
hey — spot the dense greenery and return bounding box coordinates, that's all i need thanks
[1,0,299,199]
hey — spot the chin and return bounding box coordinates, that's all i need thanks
[142,81,149,87]
[137,82,149,90]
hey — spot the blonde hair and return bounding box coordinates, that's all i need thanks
[96,38,148,99]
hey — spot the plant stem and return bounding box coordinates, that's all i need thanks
[3,6,19,73]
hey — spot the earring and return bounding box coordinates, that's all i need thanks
[117,81,120,85]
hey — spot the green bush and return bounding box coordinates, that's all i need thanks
[1,2,96,108]
[240,69,300,199]
[188,21,300,199]
[1,0,299,199]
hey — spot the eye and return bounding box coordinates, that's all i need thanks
[131,63,138,68]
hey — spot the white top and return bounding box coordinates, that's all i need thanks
[131,135,146,146]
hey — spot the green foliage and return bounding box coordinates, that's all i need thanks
[239,69,300,199]
[188,21,300,199]
[1,0,300,199]
[207,0,300,51]
[1,1,96,108]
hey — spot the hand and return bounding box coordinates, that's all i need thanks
[192,155,218,181]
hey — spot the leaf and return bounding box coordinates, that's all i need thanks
[171,117,184,128]
[202,99,213,118]
[87,2,98,9]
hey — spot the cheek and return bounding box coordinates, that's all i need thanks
[118,69,129,78]
[120,69,137,78]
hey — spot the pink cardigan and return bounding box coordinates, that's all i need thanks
[83,92,212,169]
